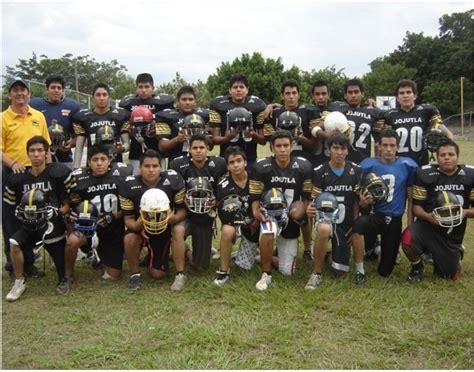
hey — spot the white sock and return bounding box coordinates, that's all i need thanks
[355,262,365,274]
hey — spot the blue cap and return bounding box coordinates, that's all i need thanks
[8,78,29,92]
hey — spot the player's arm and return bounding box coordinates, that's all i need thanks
[249,112,266,145]
[169,185,187,225]
[406,186,414,224]
[73,135,86,169]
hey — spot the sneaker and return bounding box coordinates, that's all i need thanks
[353,271,366,286]
[128,273,143,292]
[101,272,119,281]
[139,254,150,267]
[213,270,230,287]
[6,278,26,301]
[305,273,323,290]
[24,264,45,278]
[422,252,434,265]
[212,248,221,260]
[407,262,424,283]
[171,273,186,292]
[256,272,272,291]
[303,250,313,262]
[56,276,73,295]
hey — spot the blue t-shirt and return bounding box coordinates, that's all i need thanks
[360,156,418,217]
[29,97,81,162]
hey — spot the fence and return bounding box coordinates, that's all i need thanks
[442,112,474,141]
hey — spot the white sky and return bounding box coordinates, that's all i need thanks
[1,0,472,86]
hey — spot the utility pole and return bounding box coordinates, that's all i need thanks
[460,76,464,136]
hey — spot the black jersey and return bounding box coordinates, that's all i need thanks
[311,161,361,227]
[155,107,210,158]
[412,164,474,242]
[249,155,312,204]
[4,163,70,209]
[119,94,175,159]
[383,104,442,166]
[216,173,252,216]
[118,170,185,219]
[209,95,266,161]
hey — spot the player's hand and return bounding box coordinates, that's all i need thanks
[428,212,439,226]
[176,131,187,143]
[11,161,26,174]
[306,204,316,218]
[263,104,275,119]
[366,98,376,107]
[60,139,72,152]
[225,127,239,141]
[206,198,217,210]
[359,189,374,207]
[113,143,125,154]
[254,207,271,223]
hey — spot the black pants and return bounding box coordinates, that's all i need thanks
[353,213,402,277]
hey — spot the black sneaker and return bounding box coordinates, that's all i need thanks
[139,254,150,267]
[353,271,366,286]
[56,276,73,295]
[408,262,424,283]
[303,250,313,262]
[25,264,46,278]
[213,271,230,287]
[128,274,143,292]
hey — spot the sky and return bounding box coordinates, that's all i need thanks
[1,0,472,88]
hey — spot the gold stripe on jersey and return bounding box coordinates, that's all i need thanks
[263,123,274,137]
[69,192,81,204]
[469,189,474,202]
[155,122,171,136]
[73,123,85,135]
[64,175,76,191]
[311,186,322,200]
[119,196,134,211]
[122,120,131,132]
[373,119,391,133]
[3,189,16,205]
[430,114,442,126]
[249,180,264,196]
[303,179,312,194]
[256,112,265,126]
[309,118,318,130]
[412,185,427,200]
[209,110,222,127]
[175,189,185,205]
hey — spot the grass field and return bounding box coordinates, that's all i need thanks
[2,141,474,369]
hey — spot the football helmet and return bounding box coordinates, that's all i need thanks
[217,194,247,226]
[324,111,353,141]
[182,114,207,137]
[185,177,215,214]
[261,188,289,229]
[313,192,339,224]
[48,120,69,152]
[361,172,389,202]
[96,124,117,157]
[227,107,254,142]
[15,188,52,231]
[276,111,302,138]
[432,191,463,228]
[72,200,99,238]
[140,188,171,235]
[423,123,450,153]
[130,106,155,139]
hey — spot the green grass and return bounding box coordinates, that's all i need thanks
[2,140,474,369]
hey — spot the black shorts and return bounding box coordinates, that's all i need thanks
[330,224,352,273]
[408,220,463,278]
[181,219,214,270]
[10,220,66,251]
[146,227,172,272]
[97,228,125,270]
[281,218,300,240]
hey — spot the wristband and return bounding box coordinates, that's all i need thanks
[311,126,322,138]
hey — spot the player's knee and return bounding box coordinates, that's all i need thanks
[221,225,236,241]
[315,222,332,238]
[289,201,306,222]
[400,227,412,246]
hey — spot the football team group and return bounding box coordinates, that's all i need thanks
[2,72,473,301]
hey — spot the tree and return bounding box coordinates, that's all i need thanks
[156,72,210,107]
[300,65,348,103]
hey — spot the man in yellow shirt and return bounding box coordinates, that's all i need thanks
[1,78,51,279]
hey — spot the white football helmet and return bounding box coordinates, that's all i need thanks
[323,111,353,141]
[140,188,171,235]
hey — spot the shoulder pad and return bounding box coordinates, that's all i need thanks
[246,96,266,112]
[465,164,474,170]
[119,95,135,108]
[153,94,175,106]
[166,169,178,175]
[313,164,324,172]
[210,96,230,110]
[49,162,71,177]
[125,175,136,182]
[72,167,85,176]
[421,164,432,170]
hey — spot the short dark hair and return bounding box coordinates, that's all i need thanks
[281,79,300,94]
[177,86,196,99]
[379,128,400,146]
[326,133,351,150]
[139,149,161,166]
[26,136,49,153]
[437,139,460,157]
[311,80,330,95]
[189,133,210,147]
[344,78,364,93]
[87,144,110,160]
[396,79,417,96]
[136,73,154,86]
[92,83,110,96]
[224,146,247,163]
[228,74,249,89]
[270,130,293,145]
[45,75,65,89]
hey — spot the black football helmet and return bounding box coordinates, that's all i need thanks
[217,194,247,226]
[15,188,52,231]
[48,120,69,152]
[313,192,339,224]
[130,106,155,140]
[276,111,302,138]
[96,125,117,156]
[182,114,207,137]
[185,177,215,214]
[72,200,99,238]
[361,173,389,202]
[261,188,289,229]
[423,123,450,153]
[227,107,253,142]
[432,191,463,228]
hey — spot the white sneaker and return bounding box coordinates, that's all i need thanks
[256,272,272,291]
[6,278,26,301]
[305,273,323,290]
[212,247,221,260]
[213,271,230,287]
[171,273,186,292]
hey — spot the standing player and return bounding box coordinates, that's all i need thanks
[4,136,70,301]
[119,73,175,173]
[305,133,365,288]
[118,149,186,291]
[352,129,418,278]
[402,140,474,281]
[169,134,227,291]
[30,75,81,169]
[57,144,133,294]
[72,83,130,168]
[209,73,266,170]
[250,131,312,291]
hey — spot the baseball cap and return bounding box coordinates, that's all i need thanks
[8,78,30,92]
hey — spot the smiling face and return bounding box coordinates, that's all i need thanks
[46,81,64,103]
[8,84,31,108]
